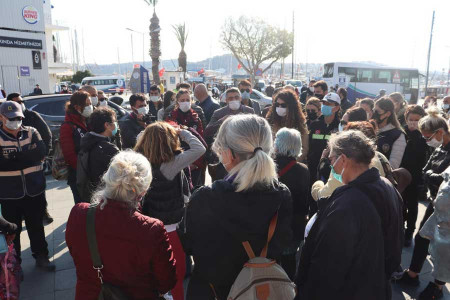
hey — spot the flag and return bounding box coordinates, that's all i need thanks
[159,68,165,77]
[198,68,205,75]
[238,63,242,69]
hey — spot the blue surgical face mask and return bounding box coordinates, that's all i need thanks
[321,104,333,116]
[330,155,345,183]
[111,122,118,136]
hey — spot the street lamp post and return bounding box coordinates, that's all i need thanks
[126,28,145,68]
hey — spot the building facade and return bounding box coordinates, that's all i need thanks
[0,0,50,95]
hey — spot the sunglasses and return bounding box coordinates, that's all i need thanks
[275,102,287,108]
[340,120,348,126]
[239,89,250,93]
[8,117,22,121]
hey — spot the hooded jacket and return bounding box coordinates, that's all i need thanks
[178,179,293,300]
[78,132,119,193]
[296,168,400,300]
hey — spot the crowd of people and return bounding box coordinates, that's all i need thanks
[0,79,449,300]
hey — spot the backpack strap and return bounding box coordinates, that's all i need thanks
[278,160,296,177]
[260,213,278,258]
[86,204,104,283]
[241,213,278,259]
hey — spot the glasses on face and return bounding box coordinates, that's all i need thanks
[423,131,438,142]
[239,89,250,93]
[340,120,348,126]
[275,102,287,108]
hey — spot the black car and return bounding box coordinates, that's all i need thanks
[23,94,129,140]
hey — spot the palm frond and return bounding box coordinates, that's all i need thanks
[143,0,158,7]
[172,23,188,49]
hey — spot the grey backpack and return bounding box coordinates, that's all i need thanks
[223,214,297,300]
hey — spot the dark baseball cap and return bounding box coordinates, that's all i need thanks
[0,101,24,119]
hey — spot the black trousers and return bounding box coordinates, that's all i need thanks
[0,193,49,260]
[402,182,419,238]
[409,201,434,273]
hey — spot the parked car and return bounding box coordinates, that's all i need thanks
[23,94,129,141]
[250,89,272,109]
[285,80,304,88]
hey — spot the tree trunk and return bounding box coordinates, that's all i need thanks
[150,12,161,84]
[178,49,187,81]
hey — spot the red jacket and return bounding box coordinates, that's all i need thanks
[66,201,177,300]
[59,113,88,169]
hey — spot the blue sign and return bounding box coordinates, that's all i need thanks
[255,68,263,77]
[20,66,30,76]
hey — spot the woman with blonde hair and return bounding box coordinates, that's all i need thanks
[134,121,205,300]
[178,114,293,299]
[66,150,177,299]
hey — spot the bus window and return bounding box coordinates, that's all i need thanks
[323,63,334,78]
[400,71,411,87]
[374,70,391,83]
[357,69,373,82]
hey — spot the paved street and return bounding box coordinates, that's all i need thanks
[18,175,450,300]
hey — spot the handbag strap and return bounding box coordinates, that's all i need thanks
[241,212,278,259]
[86,204,104,282]
[278,160,296,177]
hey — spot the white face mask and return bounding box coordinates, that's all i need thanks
[90,96,98,106]
[427,135,443,148]
[309,86,314,93]
[228,100,241,111]
[21,103,26,112]
[99,100,108,107]
[241,91,250,100]
[179,102,191,113]
[137,106,149,115]
[276,107,287,117]
[150,96,159,102]
[5,119,22,130]
[443,103,450,111]
[82,105,93,117]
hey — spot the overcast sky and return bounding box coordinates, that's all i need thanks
[52,0,450,72]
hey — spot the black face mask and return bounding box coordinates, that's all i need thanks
[314,93,324,100]
[306,111,318,120]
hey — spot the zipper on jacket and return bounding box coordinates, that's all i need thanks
[232,277,295,300]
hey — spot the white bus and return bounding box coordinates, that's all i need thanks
[81,75,126,95]
[322,62,419,103]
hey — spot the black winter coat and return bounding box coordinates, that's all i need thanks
[119,113,145,149]
[79,132,119,192]
[296,168,402,300]
[423,141,450,198]
[400,126,429,184]
[178,179,293,300]
[275,155,309,243]
[23,109,52,155]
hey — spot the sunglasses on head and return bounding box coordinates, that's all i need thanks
[240,89,250,93]
[275,102,287,108]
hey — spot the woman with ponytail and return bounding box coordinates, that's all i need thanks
[178,114,293,300]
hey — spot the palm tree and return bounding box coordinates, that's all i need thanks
[172,23,188,80]
[144,0,161,84]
